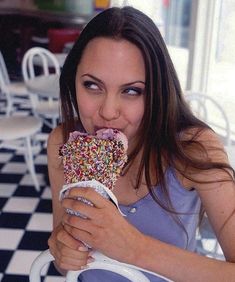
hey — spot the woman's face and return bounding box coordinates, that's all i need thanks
[75,37,145,150]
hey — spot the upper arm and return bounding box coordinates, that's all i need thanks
[190,129,235,261]
[47,125,65,228]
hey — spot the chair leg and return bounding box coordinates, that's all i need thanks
[43,118,54,129]
[24,136,40,191]
[6,96,13,116]
[52,117,57,128]
[38,116,55,129]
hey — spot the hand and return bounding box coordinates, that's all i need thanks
[61,187,146,265]
[48,223,93,271]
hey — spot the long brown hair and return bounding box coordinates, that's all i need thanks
[59,6,234,217]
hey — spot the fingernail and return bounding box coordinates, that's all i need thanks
[80,265,89,270]
[88,250,95,256]
[78,246,89,252]
[62,189,70,198]
[87,257,95,264]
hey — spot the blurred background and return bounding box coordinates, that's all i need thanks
[1,0,234,137]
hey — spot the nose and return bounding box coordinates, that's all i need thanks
[99,95,120,121]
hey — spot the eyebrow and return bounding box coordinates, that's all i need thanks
[81,73,146,86]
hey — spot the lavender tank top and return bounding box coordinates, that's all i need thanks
[79,167,201,282]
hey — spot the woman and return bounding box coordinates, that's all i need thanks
[47,6,235,281]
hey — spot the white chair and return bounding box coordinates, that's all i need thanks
[185,91,232,147]
[0,70,42,191]
[30,249,173,282]
[0,51,30,116]
[196,214,224,260]
[185,91,235,167]
[22,47,61,129]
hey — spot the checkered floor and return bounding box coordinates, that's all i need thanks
[0,98,64,281]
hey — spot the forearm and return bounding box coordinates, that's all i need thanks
[134,235,235,282]
[60,188,235,281]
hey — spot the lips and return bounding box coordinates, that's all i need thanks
[94,126,122,133]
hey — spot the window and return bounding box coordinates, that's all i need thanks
[110,0,235,140]
[110,0,191,89]
[207,0,235,138]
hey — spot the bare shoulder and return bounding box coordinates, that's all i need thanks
[47,125,64,146]
[181,126,223,145]
[182,127,228,164]
[177,127,233,189]
[184,129,235,261]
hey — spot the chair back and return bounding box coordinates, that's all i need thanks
[0,51,31,116]
[0,63,7,93]
[22,47,60,81]
[21,47,60,128]
[30,249,173,282]
[0,61,12,116]
[185,91,232,147]
[0,51,10,85]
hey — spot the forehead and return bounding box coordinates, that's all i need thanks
[77,37,145,77]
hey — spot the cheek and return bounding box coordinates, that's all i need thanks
[78,99,96,117]
[123,99,145,142]
[127,100,145,126]
[77,92,98,123]
[76,84,91,111]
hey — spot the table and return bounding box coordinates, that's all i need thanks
[25,74,60,99]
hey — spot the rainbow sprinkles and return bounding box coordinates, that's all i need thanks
[59,128,128,191]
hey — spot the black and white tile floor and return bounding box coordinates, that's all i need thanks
[0,97,226,282]
[0,99,64,281]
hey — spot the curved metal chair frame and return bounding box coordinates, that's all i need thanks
[0,51,29,116]
[22,47,60,129]
[185,91,232,147]
[0,69,42,191]
[30,249,173,282]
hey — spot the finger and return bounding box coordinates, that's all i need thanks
[60,243,89,258]
[56,226,83,249]
[54,249,90,271]
[62,197,99,219]
[63,223,93,247]
[66,187,108,208]
[63,213,98,233]
[55,260,86,271]
[56,225,92,255]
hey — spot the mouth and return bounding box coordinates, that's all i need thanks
[94,126,122,133]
